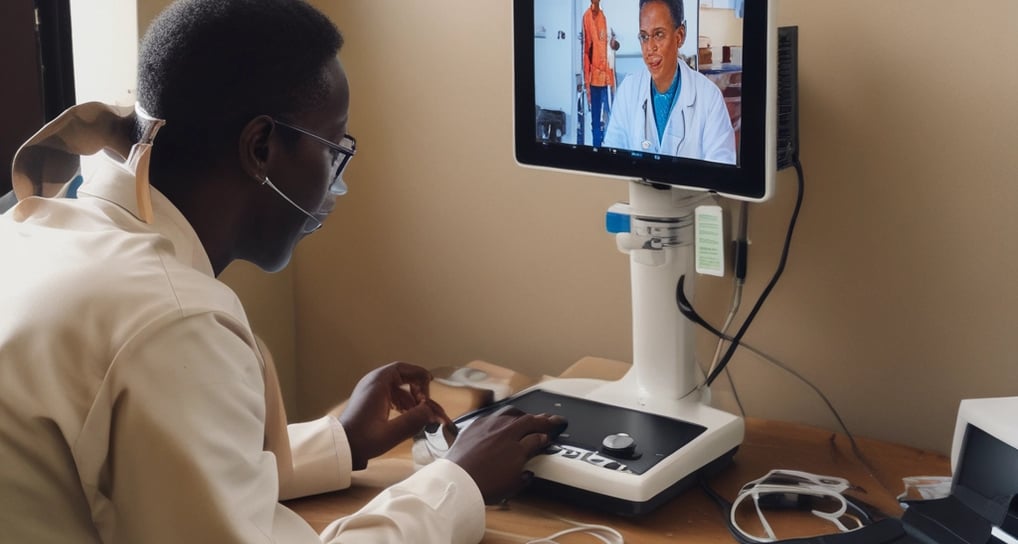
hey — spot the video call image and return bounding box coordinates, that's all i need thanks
[534,0,744,165]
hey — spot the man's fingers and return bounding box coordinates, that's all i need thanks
[390,387,418,412]
[390,361,432,394]
[519,432,552,458]
[385,402,436,441]
[502,412,568,439]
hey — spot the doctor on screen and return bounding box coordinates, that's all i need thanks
[603,0,736,164]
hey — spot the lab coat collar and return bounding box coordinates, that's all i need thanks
[80,159,216,278]
[9,101,215,278]
[13,102,133,200]
[675,60,699,109]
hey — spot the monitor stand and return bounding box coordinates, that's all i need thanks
[474,180,744,515]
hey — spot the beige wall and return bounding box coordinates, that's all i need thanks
[298,0,1018,455]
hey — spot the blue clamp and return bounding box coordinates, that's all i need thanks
[605,203,631,234]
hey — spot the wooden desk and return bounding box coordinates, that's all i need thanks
[286,363,950,542]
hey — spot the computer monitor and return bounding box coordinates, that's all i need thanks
[501,0,796,515]
[514,0,784,202]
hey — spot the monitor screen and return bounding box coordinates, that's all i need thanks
[514,0,778,201]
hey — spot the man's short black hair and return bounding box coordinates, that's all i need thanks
[639,0,685,28]
[138,0,343,179]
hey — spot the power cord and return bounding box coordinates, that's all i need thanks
[706,332,872,473]
[685,159,882,479]
[699,470,896,544]
[678,159,805,388]
[484,503,624,543]
[706,200,750,417]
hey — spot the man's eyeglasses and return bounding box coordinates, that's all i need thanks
[638,29,670,46]
[273,119,356,197]
[637,23,683,47]
[261,119,356,234]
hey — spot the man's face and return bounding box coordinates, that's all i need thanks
[640,1,686,92]
[591,0,600,12]
[246,57,351,272]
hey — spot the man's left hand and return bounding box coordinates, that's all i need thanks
[337,362,451,470]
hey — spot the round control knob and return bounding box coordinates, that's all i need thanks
[601,433,637,458]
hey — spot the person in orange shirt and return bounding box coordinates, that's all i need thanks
[582,0,615,147]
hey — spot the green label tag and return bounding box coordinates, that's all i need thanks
[695,205,724,277]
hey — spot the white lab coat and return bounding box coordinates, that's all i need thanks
[603,59,736,164]
[0,103,485,544]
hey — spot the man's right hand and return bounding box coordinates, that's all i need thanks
[443,406,567,504]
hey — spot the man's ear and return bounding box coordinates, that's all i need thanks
[238,115,275,181]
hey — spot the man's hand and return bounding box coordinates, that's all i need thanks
[338,362,451,470]
[444,406,567,504]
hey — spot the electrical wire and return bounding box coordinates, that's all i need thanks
[713,283,747,417]
[707,200,751,417]
[678,160,805,388]
[681,160,881,477]
[483,503,625,544]
[690,298,863,455]
[699,471,897,544]
[724,335,866,464]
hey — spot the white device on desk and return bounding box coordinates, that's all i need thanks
[885,397,1018,544]
[950,396,1018,473]
[943,396,1018,543]
[506,0,795,515]
[456,183,744,516]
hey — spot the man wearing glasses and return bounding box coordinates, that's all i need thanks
[602,0,736,164]
[0,0,563,542]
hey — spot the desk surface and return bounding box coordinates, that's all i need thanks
[286,363,951,543]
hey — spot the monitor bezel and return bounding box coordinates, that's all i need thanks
[513,0,776,202]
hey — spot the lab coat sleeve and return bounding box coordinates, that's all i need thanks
[262,346,420,503]
[256,334,353,501]
[700,83,737,165]
[105,311,485,543]
[280,417,353,500]
[320,459,486,544]
[104,310,321,543]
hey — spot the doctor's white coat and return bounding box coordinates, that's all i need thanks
[0,103,485,544]
[603,59,736,164]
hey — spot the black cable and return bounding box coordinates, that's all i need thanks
[678,159,806,387]
[681,161,886,484]
[712,202,749,416]
[699,473,757,544]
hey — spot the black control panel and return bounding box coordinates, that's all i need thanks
[456,389,707,475]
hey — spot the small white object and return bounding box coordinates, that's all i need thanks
[432,366,511,401]
[450,367,487,383]
[897,475,952,502]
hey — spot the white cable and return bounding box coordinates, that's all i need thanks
[525,521,624,544]
[706,282,742,381]
[730,470,856,543]
[484,508,625,544]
